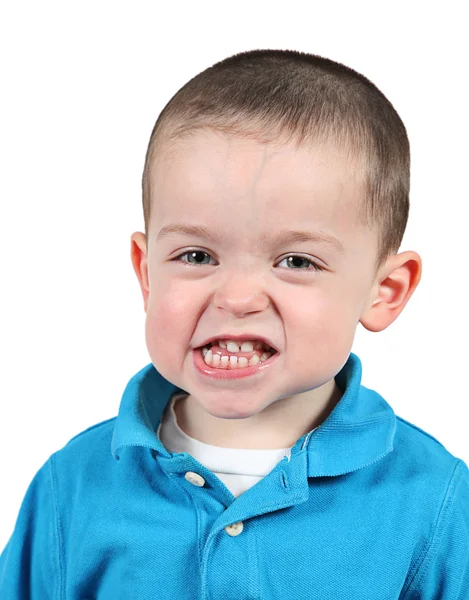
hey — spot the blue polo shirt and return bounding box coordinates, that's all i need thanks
[1,352,468,598]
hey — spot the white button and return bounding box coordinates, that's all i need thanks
[224,521,244,537]
[184,471,206,487]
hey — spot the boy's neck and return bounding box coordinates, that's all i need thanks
[173,380,343,450]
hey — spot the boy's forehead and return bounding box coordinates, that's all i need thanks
[150,131,366,238]
[155,128,361,175]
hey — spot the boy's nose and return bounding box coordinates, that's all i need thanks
[213,275,270,317]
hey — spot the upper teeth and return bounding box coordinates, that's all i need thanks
[214,339,266,352]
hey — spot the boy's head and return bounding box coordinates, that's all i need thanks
[130,49,421,429]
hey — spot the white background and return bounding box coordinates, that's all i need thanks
[1,1,468,550]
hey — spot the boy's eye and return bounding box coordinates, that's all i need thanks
[171,250,325,272]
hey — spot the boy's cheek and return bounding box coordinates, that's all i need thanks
[144,314,184,384]
[144,296,195,357]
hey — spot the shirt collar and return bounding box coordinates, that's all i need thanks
[111,352,396,477]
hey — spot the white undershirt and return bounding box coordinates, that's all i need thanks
[157,391,301,498]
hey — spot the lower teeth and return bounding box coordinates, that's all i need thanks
[201,348,272,369]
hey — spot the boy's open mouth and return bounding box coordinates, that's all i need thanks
[198,339,278,370]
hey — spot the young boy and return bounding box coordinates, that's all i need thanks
[1,49,468,599]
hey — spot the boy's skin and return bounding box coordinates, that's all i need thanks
[131,130,422,450]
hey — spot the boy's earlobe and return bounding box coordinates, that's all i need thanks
[359,251,422,333]
[130,232,150,313]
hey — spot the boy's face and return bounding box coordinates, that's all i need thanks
[132,131,382,421]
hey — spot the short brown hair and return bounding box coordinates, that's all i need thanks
[141,49,410,274]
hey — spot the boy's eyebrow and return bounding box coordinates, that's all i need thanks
[157,223,344,254]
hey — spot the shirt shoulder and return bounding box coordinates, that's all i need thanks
[65,417,117,446]
[392,413,464,499]
[395,414,447,448]
[51,417,118,478]
[395,412,461,453]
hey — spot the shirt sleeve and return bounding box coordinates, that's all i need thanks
[0,457,61,598]
[403,458,469,599]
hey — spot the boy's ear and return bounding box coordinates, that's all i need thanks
[130,232,150,313]
[359,251,422,333]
